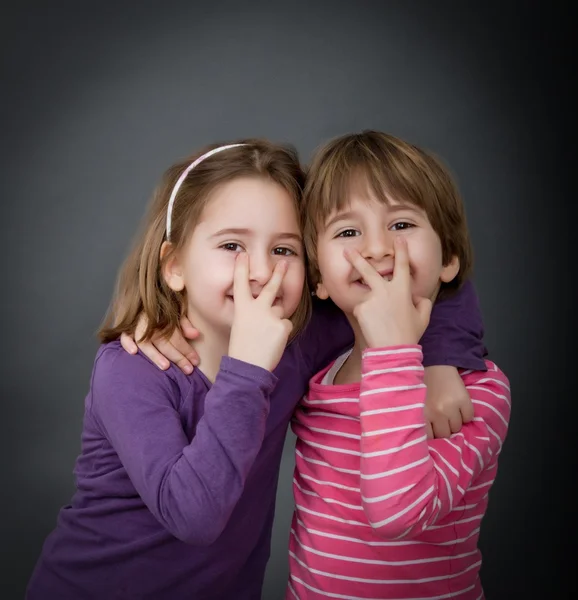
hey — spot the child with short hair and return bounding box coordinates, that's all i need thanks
[287,131,510,599]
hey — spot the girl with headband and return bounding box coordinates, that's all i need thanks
[27,139,487,599]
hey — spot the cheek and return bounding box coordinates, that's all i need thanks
[406,235,444,277]
[317,242,351,281]
[284,261,306,296]
[188,251,236,289]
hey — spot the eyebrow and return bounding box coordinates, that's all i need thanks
[324,204,419,228]
[324,211,357,229]
[210,228,302,242]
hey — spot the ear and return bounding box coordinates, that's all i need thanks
[160,241,185,292]
[440,254,460,284]
[315,280,330,300]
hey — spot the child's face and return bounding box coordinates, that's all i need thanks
[314,187,459,316]
[166,176,305,334]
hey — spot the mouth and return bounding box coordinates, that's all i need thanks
[354,271,393,287]
[226,295,283,305]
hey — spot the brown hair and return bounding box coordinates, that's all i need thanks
[303,130,473,298]
[99,139,310,344]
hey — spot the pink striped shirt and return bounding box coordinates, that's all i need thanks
[287,345,511,600]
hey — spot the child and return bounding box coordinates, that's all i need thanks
[28,139,487,600]
[287,131,510,599]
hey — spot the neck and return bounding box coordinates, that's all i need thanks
[186,311,230,383]
[332,314,367,384]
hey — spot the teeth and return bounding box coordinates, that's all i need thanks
[357,275,392,285]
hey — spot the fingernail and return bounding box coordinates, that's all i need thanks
[183,365,193,374]
[159,362,169,370]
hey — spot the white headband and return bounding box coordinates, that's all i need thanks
[165,143,247,240]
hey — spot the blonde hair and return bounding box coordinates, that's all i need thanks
[99,139,310,343]
[303,130,473,298]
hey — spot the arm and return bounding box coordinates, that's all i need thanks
[296,296,355,376]
[358,346,510,539]
[420,281,488,437]
[90,346,275,546]
[420,280,487,370]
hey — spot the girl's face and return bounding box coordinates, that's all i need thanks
[165,176,306,336]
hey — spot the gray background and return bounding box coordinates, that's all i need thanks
[1,1,573,598]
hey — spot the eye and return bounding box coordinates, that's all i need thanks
[220,242,243,252]
[336,228,360,238]
[273,247,297,257]
[390,222,414,231]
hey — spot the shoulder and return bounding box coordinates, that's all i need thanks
[295,298,352,348]
[91,341,191,408]
[310,297,346,327]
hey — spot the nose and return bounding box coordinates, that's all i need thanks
[361,229,394,262]
[248,251,274,288]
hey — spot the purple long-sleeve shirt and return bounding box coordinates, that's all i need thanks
[27,282,486,600]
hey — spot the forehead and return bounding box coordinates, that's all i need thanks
[314,166,418,221]
[325,179,419,220]
[199,176,300,230]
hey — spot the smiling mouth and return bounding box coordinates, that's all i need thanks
[354,273,393,286]
[226,295,283,304]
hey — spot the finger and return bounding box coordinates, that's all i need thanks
[423,406,434,440]
[136,340,170,370]
[258,260,287,306]
[233,253,252,304]
[392,236,411,286]
[151,335,193,374]
[271,304,285,319]
[281,318,294,337]
[431,418,452,440]
[134,314,149,343]
[415,296,433,327]
[180,316,200,341]
[170,327,199,367]
[449,414,463,434]
[460,398,475,423]
[343,248,383,290]
[120,332,138,355]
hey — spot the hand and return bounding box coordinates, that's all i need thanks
[228,254,293,372]
[344,237,432,348]
[120,315,200,374]
[423,365,474,439]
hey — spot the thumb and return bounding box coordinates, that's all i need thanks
[120,332,138,355]
[414,296,433,324]
[282,319,294,338]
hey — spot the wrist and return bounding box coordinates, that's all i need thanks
[362,344,423,372]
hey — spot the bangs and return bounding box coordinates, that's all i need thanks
[310,136,436,229]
